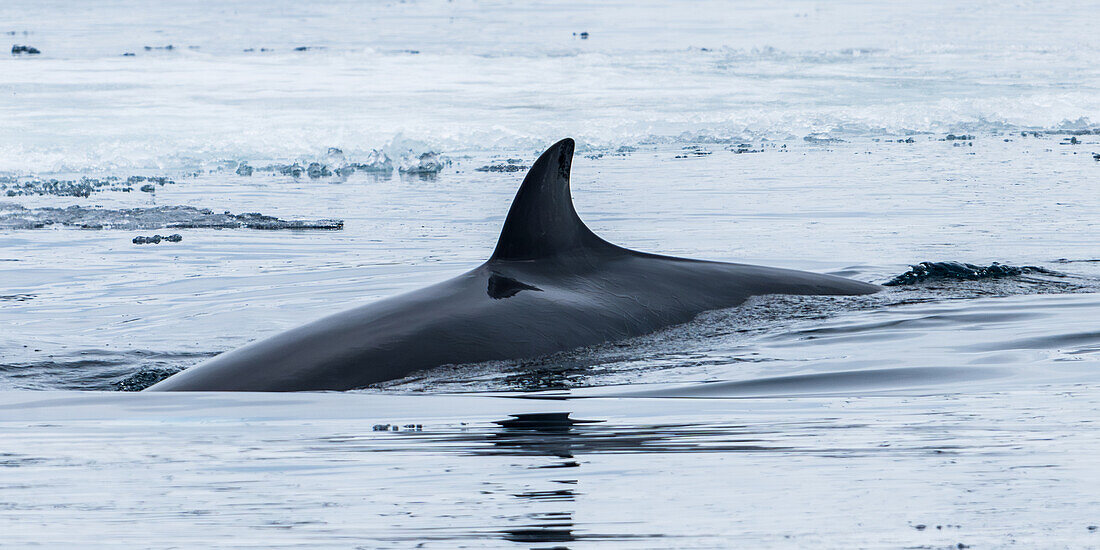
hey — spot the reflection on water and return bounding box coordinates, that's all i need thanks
[482,412,781,456]
[491,413,601,460]
[321,412,785,458]
[496,413,582,546]
[2,390,1100,547]
[490,413,671,546]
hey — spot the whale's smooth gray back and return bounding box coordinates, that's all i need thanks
[147,138,880,392]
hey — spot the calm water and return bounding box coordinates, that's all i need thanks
[1,0,1099,547]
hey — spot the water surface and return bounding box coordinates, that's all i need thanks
[1,1,1099,547]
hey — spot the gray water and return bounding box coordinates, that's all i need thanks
[2,1,1099,547]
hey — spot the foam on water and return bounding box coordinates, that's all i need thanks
[3,0,1099,173]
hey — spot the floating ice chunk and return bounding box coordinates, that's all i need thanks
[132,234,181,244]
[256,163,305,177]
[306,162,331,178]
[398,152,447,175]
[279,163,304,177]
[323,148,354,177]
[351,149,394,173]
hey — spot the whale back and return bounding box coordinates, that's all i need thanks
[145,138,882,392]
[490,138,621,261]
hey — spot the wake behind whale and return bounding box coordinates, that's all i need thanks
[147,138,880,392]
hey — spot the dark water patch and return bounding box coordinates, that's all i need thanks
[115,367,185,391]
[0,293,35,301]
[0,359,133,390]
[779,311,1049,338]
[1065,347,1100,355]
[967,331,1100,352]
[0,453,46,468]
[0,203,342,231]
[616,366,1008,399]
[0,350,215,391]
[510,489,576,501]
[884,261,1060,286]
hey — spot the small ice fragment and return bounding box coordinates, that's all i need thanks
[475,163,527,172]
[306,162,331,178]
[132,234,163,245]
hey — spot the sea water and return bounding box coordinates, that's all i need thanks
[1,1,1099,547]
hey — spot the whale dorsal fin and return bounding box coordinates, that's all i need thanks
[490,138,619,261]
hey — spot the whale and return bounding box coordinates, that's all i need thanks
[147,138,881,392]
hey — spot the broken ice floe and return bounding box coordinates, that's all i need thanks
[0,203,343,231]
[1,175,175,198]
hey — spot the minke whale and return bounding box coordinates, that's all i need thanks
[148,138,881,392]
